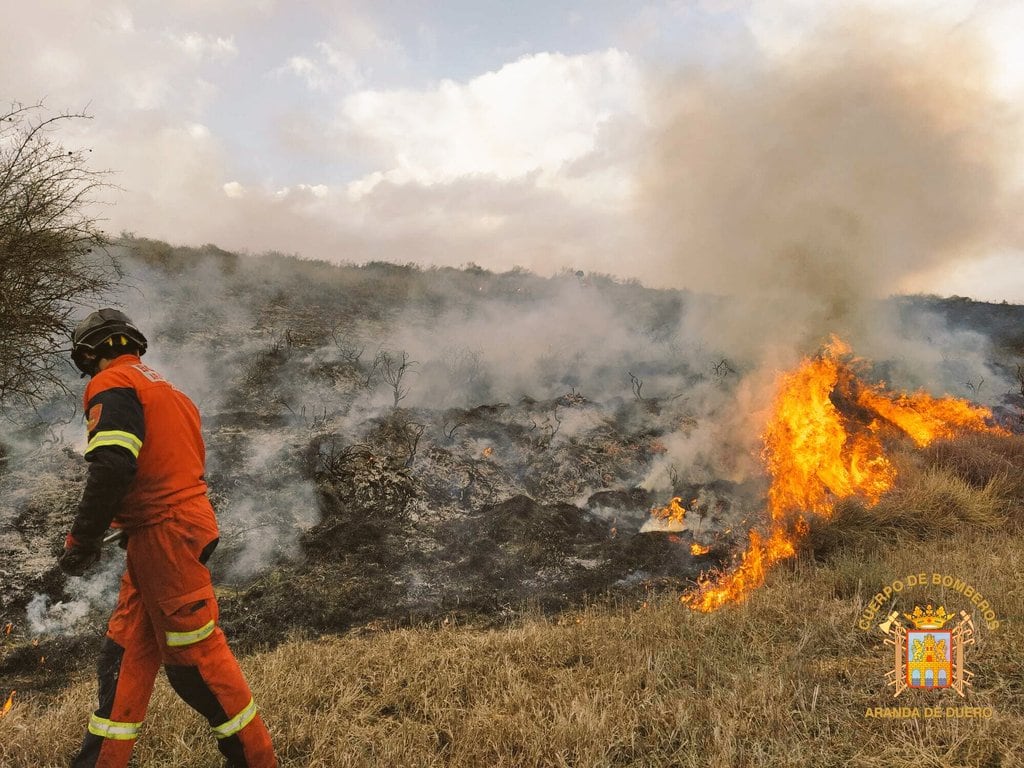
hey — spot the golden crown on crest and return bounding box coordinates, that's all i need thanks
[903,604,953,630]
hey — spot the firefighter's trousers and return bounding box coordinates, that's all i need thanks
[71,497,276,767]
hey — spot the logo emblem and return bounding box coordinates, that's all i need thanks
[86,403,103,433]
[879,604,974,697]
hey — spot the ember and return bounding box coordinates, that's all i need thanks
[676,338,1004,612]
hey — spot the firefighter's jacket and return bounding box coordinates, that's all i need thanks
[71,355,208,542]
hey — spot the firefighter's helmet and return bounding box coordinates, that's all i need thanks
[71,308,148,376]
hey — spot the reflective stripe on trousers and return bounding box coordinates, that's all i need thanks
[87,713,142,741]
[165,619,216,647]
[212,697,259,739]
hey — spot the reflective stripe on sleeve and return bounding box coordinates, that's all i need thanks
[86,430,143,458]
[212,698,258,739]
[88,714,142,740]
[165,619,216,647]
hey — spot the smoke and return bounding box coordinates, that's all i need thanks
[628,8,1024,494]
[368,277,690,409]
[211,430,320,582]
[639,9,1021,367]
[26,556,123,636]
[107,243,263,410]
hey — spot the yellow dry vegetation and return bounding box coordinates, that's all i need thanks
[2,434,1022,767]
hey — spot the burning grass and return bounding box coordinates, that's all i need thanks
[677,339,1014,613]
[807,439,1022,558]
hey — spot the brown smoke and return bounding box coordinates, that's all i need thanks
[638,11,1021,363]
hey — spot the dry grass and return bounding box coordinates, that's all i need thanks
[4,434,1024,767]
[5,539,1021,768]
[920,433,1024,520]
[810,432,1024,557]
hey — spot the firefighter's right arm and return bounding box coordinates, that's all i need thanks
[69,386,145,544]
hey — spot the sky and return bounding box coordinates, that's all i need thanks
[4,0,1024,303]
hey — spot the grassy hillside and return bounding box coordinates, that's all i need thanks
[3,434,1022,767]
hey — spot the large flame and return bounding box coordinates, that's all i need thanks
[677,337,1004,612]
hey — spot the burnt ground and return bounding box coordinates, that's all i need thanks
[2,358,1016,701]
[0,394,744,701]
[212,395,746,653]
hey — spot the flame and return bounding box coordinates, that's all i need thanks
[1,691,13,718]
[763,337,897,520]
[684,527,797,612]
[690,543,710,556]
[680,337,1003,612]
[654,497,687,526]
[640,496,688,533]
[856,386,1003,447]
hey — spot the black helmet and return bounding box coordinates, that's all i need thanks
[71,308,148,376]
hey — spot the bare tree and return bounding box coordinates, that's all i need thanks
[379,350,417,408]
[401,420,425,468]
[441,410,466,441]
[328,322,364,366]
[0,102,118,405]
[530,407,562,449]
[628,371,644,401]
[360,350,385,388]
[712,359,736,377]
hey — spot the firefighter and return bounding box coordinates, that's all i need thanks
[59,308,277,768]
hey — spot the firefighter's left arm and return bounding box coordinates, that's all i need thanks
[69,386,145,544]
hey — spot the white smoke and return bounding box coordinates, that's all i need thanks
[26,555,123,637]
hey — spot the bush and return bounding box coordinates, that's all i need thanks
[0,103,119,405]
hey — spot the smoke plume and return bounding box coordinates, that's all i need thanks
[639,10,1021,366]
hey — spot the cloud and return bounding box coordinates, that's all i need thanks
[170,32,239,61]
[274,10,402,92]
[335,49,644,194]
[97,45,646,276]
[278,55,330,90]
[4,1,1024,304]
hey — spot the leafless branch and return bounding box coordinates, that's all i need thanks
[628,371,644,401]
[712,359,736,377]
[0,102,119,405]
[379,350,417,408]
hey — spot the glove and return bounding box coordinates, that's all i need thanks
[59,533,102,576]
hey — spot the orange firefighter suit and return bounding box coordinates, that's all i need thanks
[65,355,276,767]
